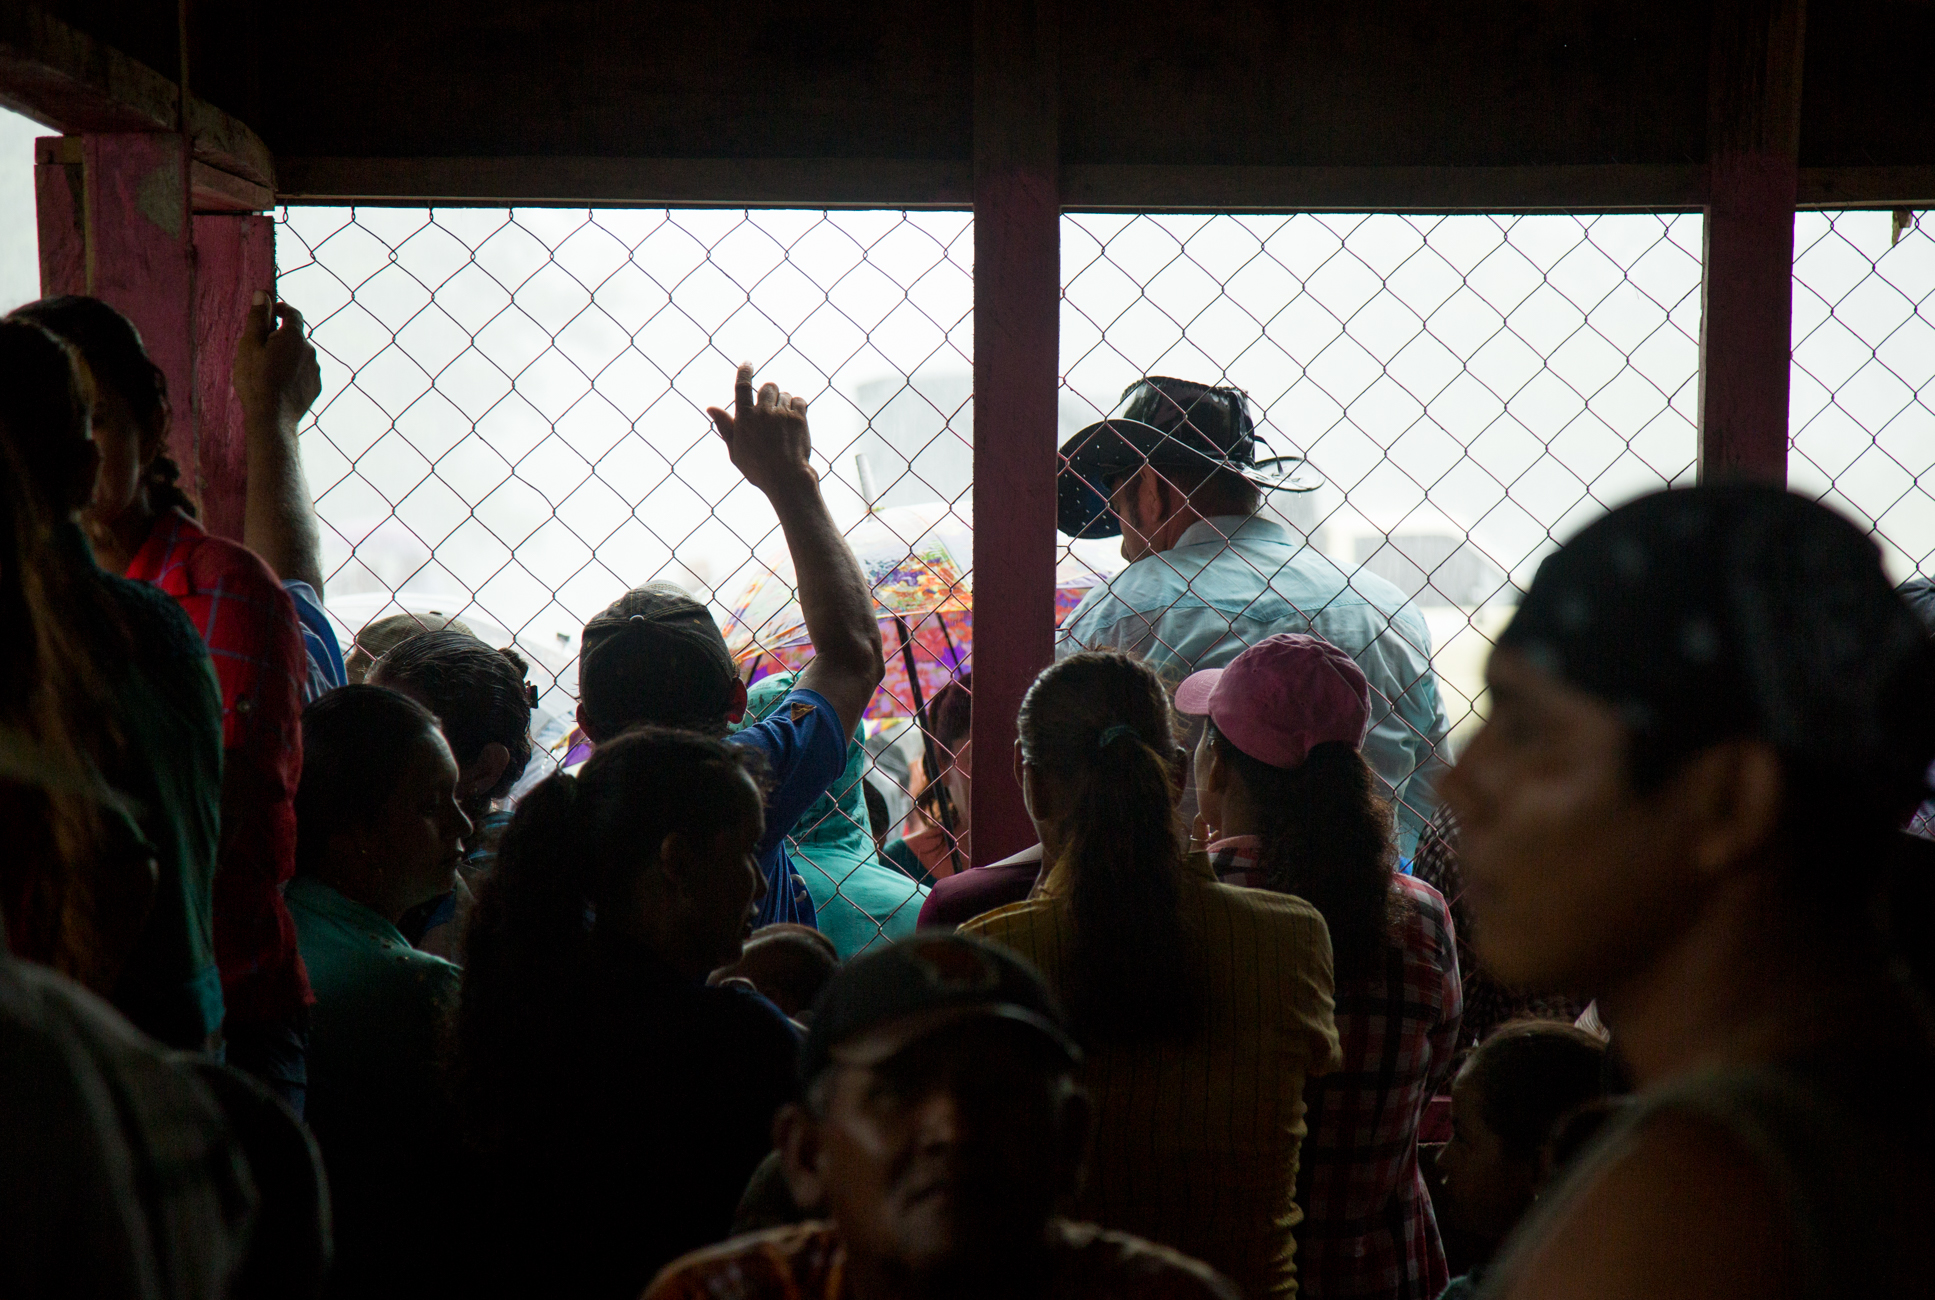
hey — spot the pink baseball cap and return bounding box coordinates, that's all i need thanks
[1173,633,1371,770]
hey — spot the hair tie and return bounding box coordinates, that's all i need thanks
[1097,722,1138,751]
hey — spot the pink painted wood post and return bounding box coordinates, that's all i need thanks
[1697,0,1807,484]
[194,214,276,540]
[34,133,200,502]
[970,0,1060,865]
[35,134,273,540]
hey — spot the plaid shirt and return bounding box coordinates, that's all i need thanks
[1410,810,1584,1049]
[127,511,312,1026]
[1210,837,1461,1300]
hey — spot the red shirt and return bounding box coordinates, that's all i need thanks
[127,510,312,1025]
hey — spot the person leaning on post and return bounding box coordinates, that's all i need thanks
[646,932,1242,1300]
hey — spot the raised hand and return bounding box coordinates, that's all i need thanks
[233,292,322,429]
[705,362,815,497]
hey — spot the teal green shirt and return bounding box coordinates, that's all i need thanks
[740,673,927,958]
[287,874,464,1287]
[286,875,460,1138]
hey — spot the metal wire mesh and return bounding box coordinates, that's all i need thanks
[1059,211,1706,850]
[279,201,1934,937]
[276,206,974,953]
[1790,209,1935,583]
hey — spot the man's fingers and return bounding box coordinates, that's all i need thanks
[758,381,781,411]
[705,406,733,442]
[787,395,808,415]
[247,290,273,341]
[734,363,755,420]
[273,301,306,337]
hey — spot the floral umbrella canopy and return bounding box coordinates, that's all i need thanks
[719,502,1117,720]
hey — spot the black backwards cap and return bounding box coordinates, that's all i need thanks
[798,933,1081,1090]
[1498,483,1935,802]
[579,583,738,736]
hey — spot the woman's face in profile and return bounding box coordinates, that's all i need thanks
[83,379,147,529]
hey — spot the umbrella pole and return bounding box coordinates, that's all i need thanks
[895,613,961,877]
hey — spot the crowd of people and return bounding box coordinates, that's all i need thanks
[2,291,1933,1300]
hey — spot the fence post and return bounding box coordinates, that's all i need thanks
[35,133,200,500]
[1697,0,1806,484]
[193,213,276,539]
[971,0,1059,865]
[34,133,271,541]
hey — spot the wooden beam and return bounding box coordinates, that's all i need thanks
[1698,0,1807,484]
[970,0,1059,866]
[0,0,274,187]
[1063,163,1710,213]
[276,156,973,209]
[192,214,275,539]
[36,133,201,510]
[271,155,1935,212]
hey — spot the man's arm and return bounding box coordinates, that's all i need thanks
[707,364,884,739]
[234,293,326,596]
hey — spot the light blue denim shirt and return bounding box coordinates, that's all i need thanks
[1057,514,1450,854]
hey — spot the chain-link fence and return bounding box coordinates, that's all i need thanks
[279,202,1931,943]
[1059,211,1707,849]
[1790,209,1934,582]
[276,206,977,953]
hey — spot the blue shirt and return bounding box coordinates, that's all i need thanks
[1058,514,1451,854]
[283,579,347,705]
[727,686,847,928]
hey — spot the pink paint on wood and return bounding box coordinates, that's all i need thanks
[970,0,1059,865]
[83,135,198,499]
[1699,153,1799,484]
[33,138,86,298]
[1697,0,1805,485]
[194,214,275,541]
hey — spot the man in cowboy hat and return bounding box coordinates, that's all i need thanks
[1056,376,1449,853]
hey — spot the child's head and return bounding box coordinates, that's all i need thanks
[711,923,840,1019]
[1437,1019,1609,1251]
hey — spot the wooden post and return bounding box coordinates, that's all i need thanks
[971,0,1059,865]
[35,133,199,500]
[35,133,272,540]
[1697,0,1806,484]
[193,213,275,539]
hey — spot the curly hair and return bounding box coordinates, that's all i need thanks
[371,629,536,809]
[10,296,198,520]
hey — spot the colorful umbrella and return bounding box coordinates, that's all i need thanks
[721,501,1117,719]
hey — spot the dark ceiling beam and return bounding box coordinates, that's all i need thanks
[0,1,274,190]
[270,156,1935,212]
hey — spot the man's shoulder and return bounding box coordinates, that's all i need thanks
[644,1221,842,1300]
[288,879,460,1007]
[1048,1220,1242,1299]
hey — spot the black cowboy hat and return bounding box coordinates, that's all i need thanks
[1056,376,1321,539]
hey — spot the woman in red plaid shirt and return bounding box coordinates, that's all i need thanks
[15,297,314,1112]
[1180,633,1462,1300]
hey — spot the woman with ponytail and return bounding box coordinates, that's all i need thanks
[9,296,314,1107]
[1176,633,1462,1300]
[456,726,797,1299]
[961,650,1342,1300]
